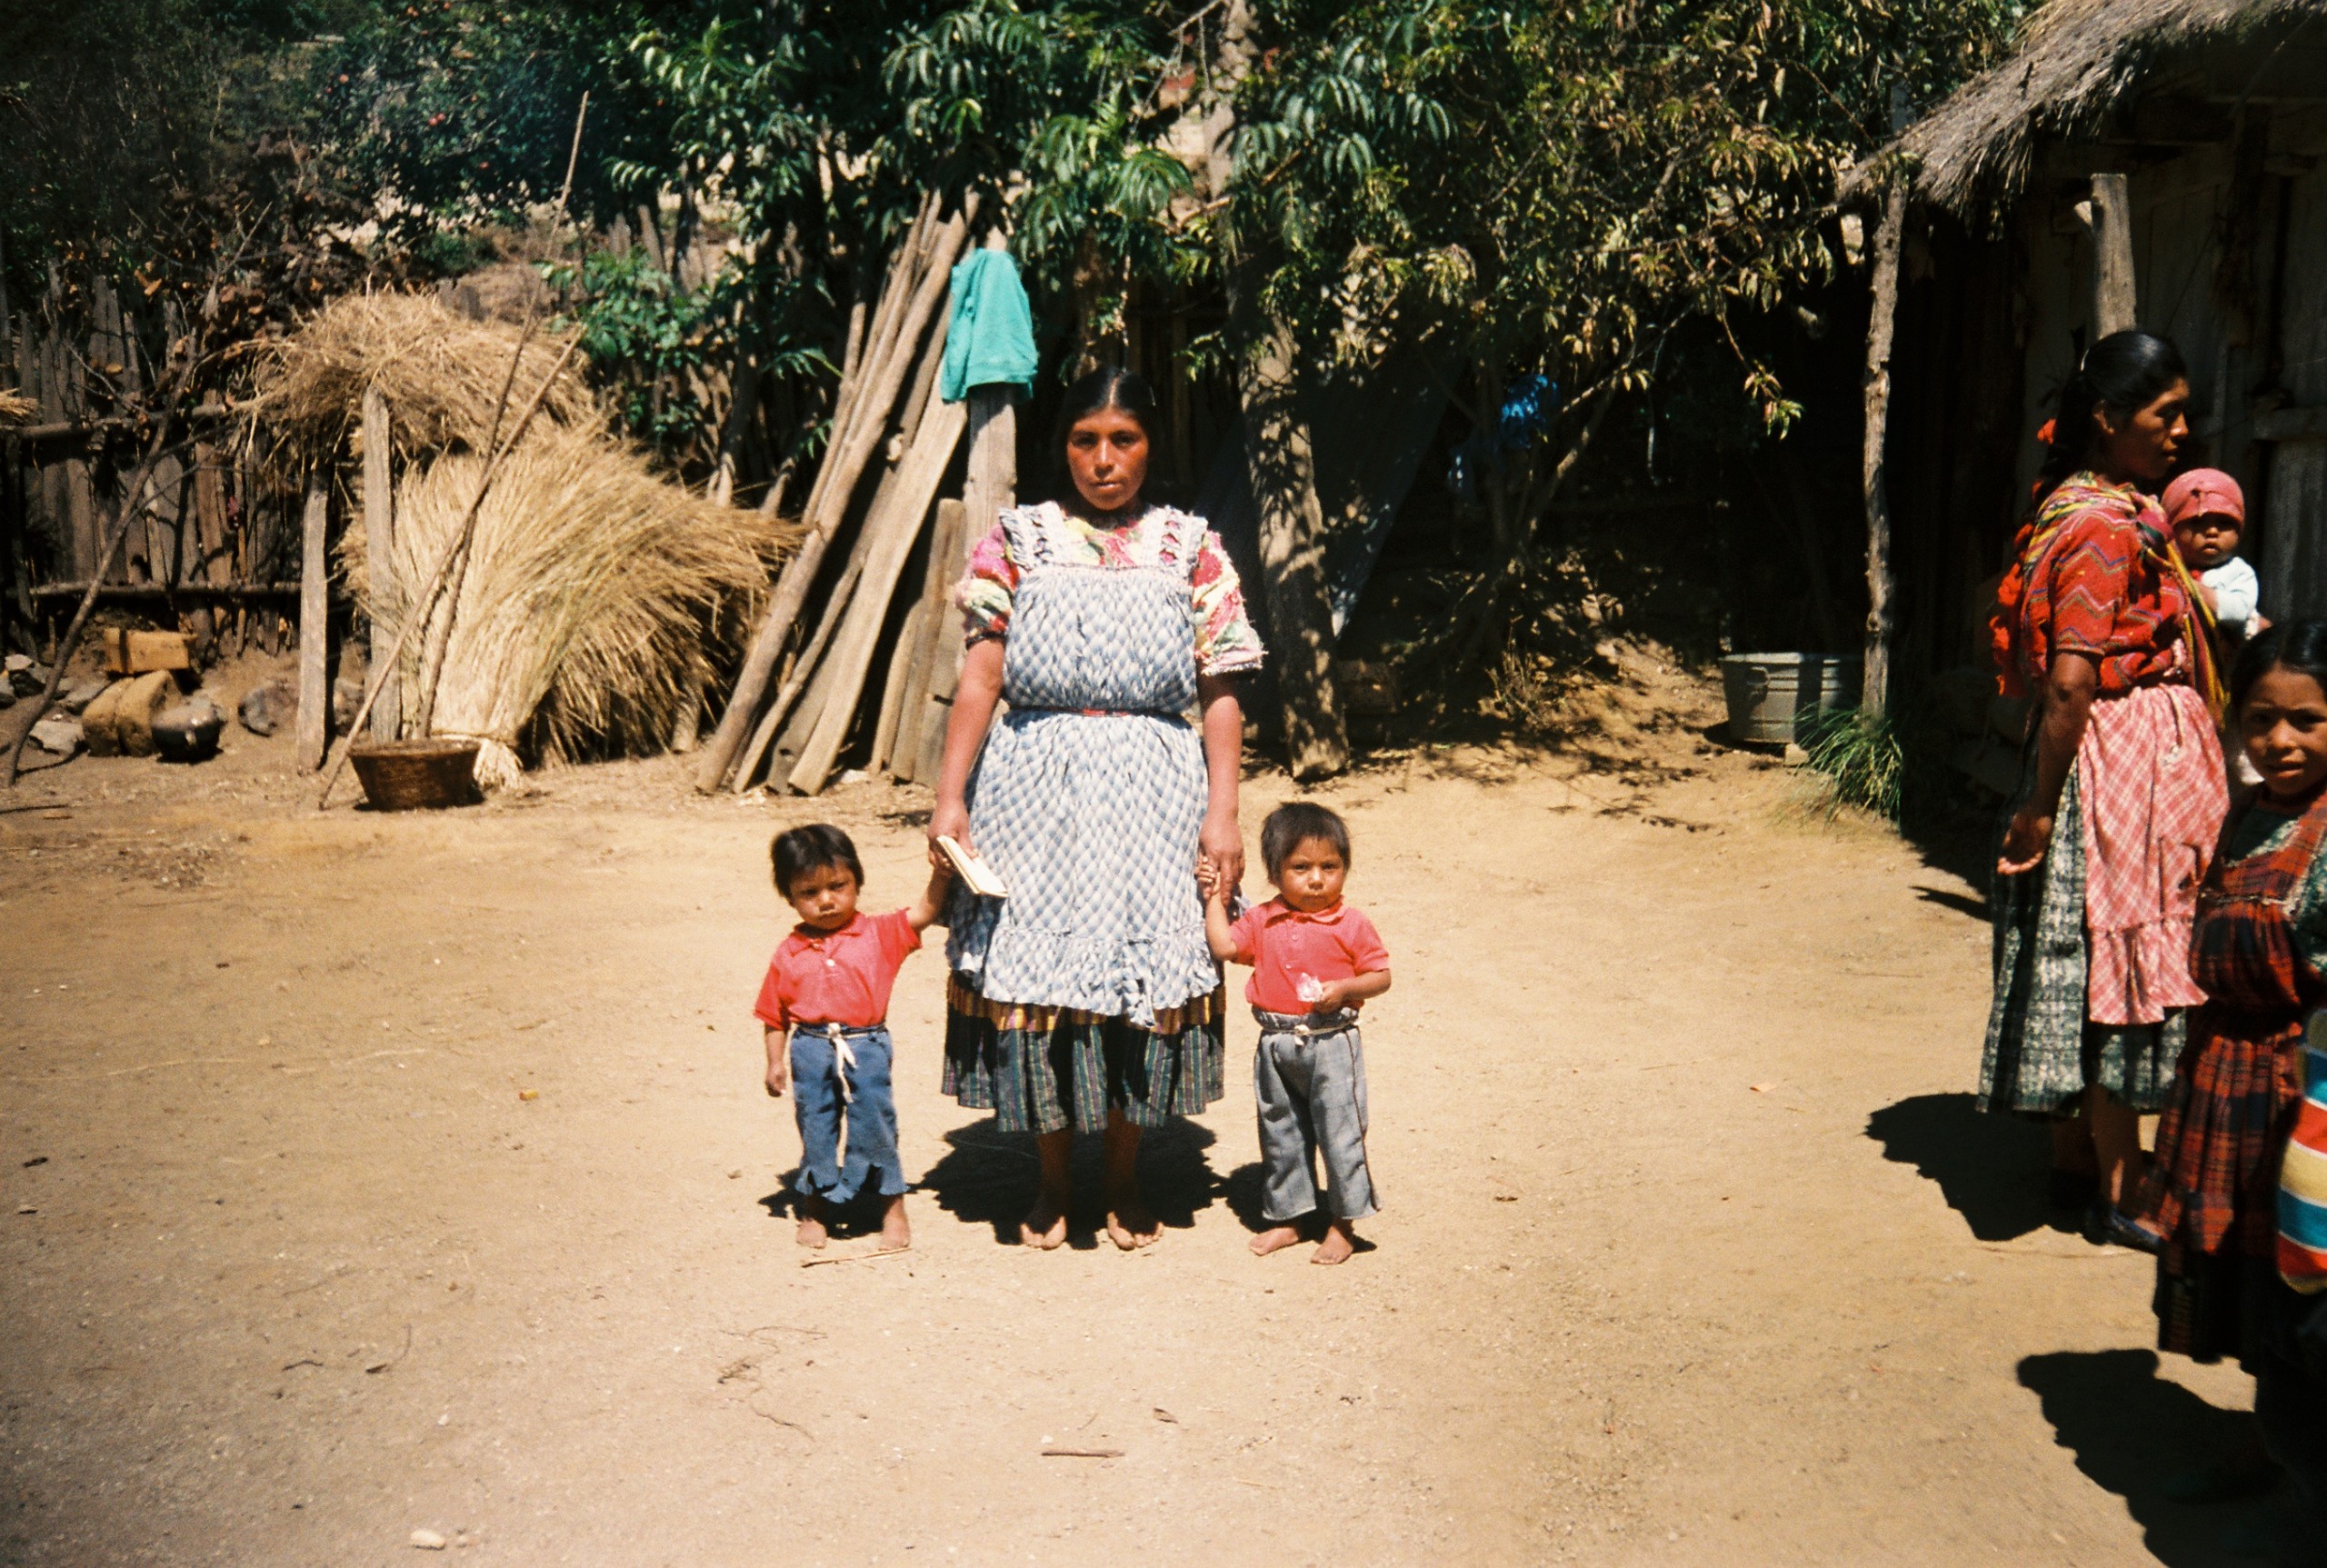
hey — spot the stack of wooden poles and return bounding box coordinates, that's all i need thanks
[694,195,1017,799]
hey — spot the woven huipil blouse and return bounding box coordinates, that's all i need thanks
[944,503,1240,1028]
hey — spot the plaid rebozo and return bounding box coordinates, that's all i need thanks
[2281,1014,2327,1292]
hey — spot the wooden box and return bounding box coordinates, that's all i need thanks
[101,628,192,676]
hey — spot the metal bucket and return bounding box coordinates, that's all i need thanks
[1721,653,1862,745]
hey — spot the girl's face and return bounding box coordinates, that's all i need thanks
[2241,665,2327,800]
[2092,378,2190,485]
[784,863,860,931]
[1065,406,1149,516]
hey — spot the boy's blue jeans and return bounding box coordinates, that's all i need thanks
[787,1024,906,1205]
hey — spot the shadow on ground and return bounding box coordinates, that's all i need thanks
[2021,1348,2263,1568]
[1865,1092,2072,1242]
[918,1119,1223,1249]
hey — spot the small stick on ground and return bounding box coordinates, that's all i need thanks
[1041,1448,1125,1460]
[798,1246,911,1269]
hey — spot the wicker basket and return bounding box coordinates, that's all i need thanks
[347,738,483,811]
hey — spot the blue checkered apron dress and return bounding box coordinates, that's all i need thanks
[942,503,1228,1134]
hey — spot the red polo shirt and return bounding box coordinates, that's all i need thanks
[752,909,921,1031]
[1226,898,1390,1014]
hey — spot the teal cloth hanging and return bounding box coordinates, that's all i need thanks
[939,248,1038,403]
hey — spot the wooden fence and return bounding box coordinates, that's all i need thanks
[3,275,311,660]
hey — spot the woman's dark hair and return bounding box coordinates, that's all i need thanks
[771,823,863,896]
[2232,619,2327,714]
[2039,330,2188,489]
[1261,801,1352,880]
[1052,365,1164,488]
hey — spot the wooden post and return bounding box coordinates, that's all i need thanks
[870,603,925,774]
[296,478,331,770]
[2084,173,2139,338]
[914,391,1013,784]
[1242,316,1348,779]
[892,496,969,782]
[692,200,970,793]
[787,396,968,794]
[362,386,399,741]
[1860,181,1907,720]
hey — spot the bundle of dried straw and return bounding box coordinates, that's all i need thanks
[253,292,599,462]
[0,389,35,425]
[344,425,798,787]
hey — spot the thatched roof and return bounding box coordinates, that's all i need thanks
[1847,0,2327,216]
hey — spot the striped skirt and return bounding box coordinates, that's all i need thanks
[942,975,1225,1135]
[1982,762,2183,1115]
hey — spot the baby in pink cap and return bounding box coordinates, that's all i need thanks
[2163,467,2263,643]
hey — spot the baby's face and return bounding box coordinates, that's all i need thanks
[2173,513,2241,570]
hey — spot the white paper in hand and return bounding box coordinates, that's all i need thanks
[936,835,1009,899]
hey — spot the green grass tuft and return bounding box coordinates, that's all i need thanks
[1799,708,1904,823]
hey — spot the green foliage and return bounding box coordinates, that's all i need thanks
[312,2,685,239]
[0,0,366,286]
[548,248,827,461]
[1234,0,2024,391]
[1800,707,1904,823]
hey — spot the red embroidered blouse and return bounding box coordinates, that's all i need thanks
[1998,474,2192,698]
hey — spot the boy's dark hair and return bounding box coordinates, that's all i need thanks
[1261,801,1351,880]
[771,823,864,896]
[2233,618,2327,714]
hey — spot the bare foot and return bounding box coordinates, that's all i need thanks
[1020,1193,1067,1250]
[794,1198,829,1251]
[1311,1220,1356,1265]
[1105,1199,1161,1251]
[1249,1224,1305,1256]
[876,1195,912,1253]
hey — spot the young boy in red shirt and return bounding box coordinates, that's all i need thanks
[1202,802,1392,1264]
[754,824,950,1252]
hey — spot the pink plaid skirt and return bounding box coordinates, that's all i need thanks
[2077,682,2225,1025]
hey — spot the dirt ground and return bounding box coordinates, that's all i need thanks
[0,654,2272,1566]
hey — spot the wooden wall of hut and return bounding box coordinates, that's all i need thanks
[1885,84,2327,668]
[1883,215,2028,677]
[2,273,309,660]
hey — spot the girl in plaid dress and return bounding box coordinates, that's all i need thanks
[2133,622,2327,1353]
[2127,621,2327,1519]
[926,367,1262,1252]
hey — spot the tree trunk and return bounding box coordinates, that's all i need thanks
[707,346,759,508]
[362,387,400,741]
[1861,183,1907,720]
[1241,316,1348,779]
[296,478,331,770]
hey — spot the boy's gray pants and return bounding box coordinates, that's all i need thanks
[1253,1008,1379,1223]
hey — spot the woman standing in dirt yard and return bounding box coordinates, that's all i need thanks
[1984,330,2226,1243]
[927,365,1263,1251]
